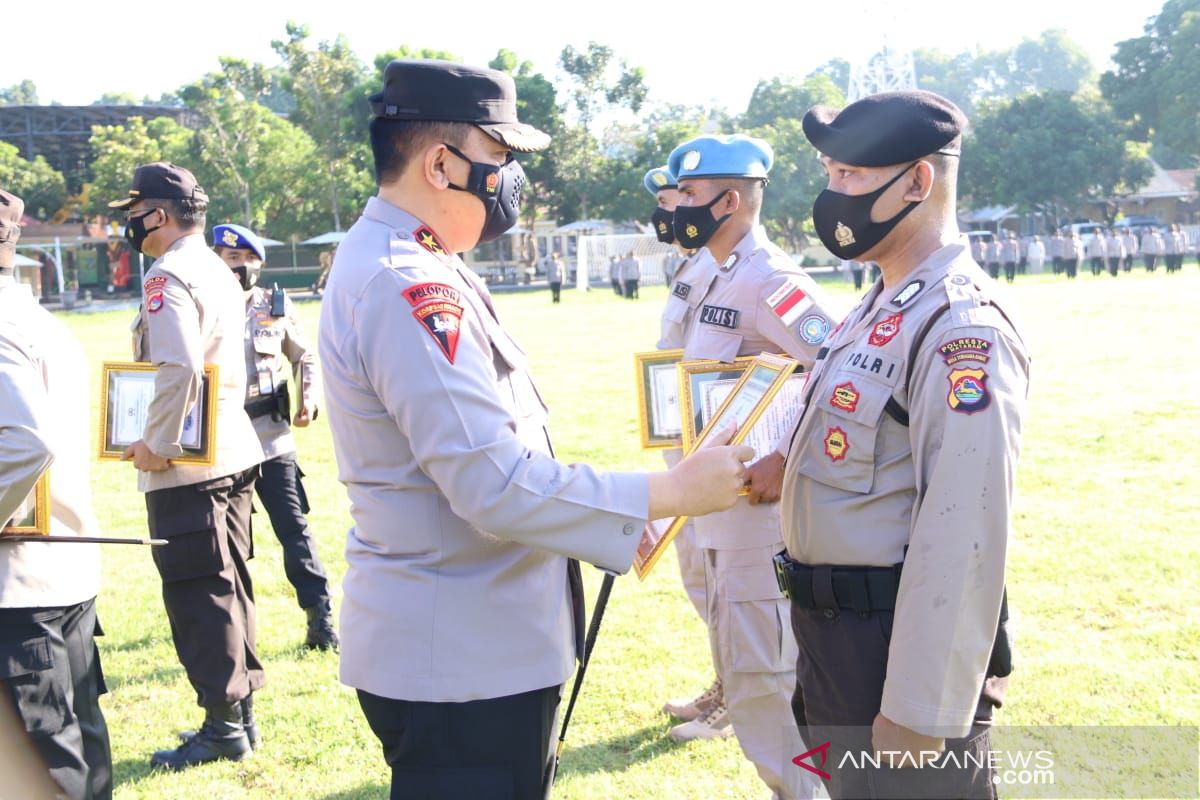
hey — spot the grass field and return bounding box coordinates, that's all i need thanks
[54,267,1200,799]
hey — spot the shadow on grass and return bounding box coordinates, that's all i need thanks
[102,661,187,691]
[112,756,154,788]
[555,723,683,777]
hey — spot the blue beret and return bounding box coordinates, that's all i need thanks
[211,223,265,261]
[668,134,773,181]
[802,90,966,167]
[643,166,677,196]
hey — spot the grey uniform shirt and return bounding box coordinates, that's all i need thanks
[0,276,101,607]
[131,234,263,492]
[243,286,318,460]
[780,241,1031,738]
[319,197,648,704]
[680,225,838,549]
[657,251,712,351]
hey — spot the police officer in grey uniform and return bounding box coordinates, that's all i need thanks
[665,134,836,799]
[1,188,112,799]
[644,165,726,728]
[110,164,266,770]
[777,90,1030,799]
[318,60,753,800]
[211,223,337,651]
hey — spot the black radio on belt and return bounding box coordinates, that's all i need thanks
[245,382,291,424]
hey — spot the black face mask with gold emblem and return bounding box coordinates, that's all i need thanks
[672,190,731,250]
[812,161,920,261]
[650,207,676,244]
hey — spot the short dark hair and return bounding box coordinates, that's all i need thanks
[369,119,472,185]
[145,197,207,231]
[715,178,765,216]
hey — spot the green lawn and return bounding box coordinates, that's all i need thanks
[58,267,1199,799]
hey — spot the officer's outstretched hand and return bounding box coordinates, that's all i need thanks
[648,424,754,520]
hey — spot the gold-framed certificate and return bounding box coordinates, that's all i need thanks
[634,352,801,580]
[2,474,50,536]
[98,361,218,465]
[677,356,755,451]
[634,349,684,449]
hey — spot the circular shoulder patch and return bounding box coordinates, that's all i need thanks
[799,314,830,345]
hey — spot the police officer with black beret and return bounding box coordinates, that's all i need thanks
[318,60,754,799]
[778,91,1031,798]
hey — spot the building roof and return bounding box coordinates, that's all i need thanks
[1125,161,1198,201]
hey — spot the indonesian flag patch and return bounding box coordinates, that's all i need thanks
[766,281,814,327]
[413,301,463,363]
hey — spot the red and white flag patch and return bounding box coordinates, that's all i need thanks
[765,281,814,327]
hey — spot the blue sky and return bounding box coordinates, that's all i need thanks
[13,0,1166,114]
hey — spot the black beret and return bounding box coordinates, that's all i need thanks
[802,90,967,167]
[370,59,550,153]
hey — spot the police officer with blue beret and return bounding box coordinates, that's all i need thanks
[318,59,754,799]
[665,134,836,798]
[778,90,1030,798]
[211,224,337,652]
[643,165,729,730]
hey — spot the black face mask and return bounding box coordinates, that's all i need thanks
[811,162,920,261]
[672,190,731,250]
[125,208,164,254]
[443,143,526,245]
[650,206,676,244]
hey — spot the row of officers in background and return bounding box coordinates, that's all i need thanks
[968,225,1196,280]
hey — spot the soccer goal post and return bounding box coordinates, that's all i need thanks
[574,233,682,291]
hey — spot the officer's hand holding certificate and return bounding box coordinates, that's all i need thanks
[647,423,754,520]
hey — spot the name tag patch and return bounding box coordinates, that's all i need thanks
[673,281,692,299]
[700,304,740,329]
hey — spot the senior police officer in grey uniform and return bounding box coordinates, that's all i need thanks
[111,164,266,770]
[644,166,727,728]
[211,223,337,651]
[318,60,754,800]
[776,90,1030,799]
[666,134,836,799]
[1,188,112,799]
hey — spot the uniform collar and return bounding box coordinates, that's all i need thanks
[879,240,968,311]
[364,197,454,263]
[712,224,769,281]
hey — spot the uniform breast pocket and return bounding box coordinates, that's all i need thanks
[489,328,547,423]
[795,375,893,494]
[688,327,743,363]
[661,294,688,325]
[253,330,283,358]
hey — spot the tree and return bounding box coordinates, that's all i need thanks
[1101,0,1200,166]
[93,92,139,105]
[86,116,193,218]
[741,74,846,252]
[556,42,649,219]
[960,90,1152,227]
[0,142,67,218]
[0,80,38,105]
[174,58,331,238]
[273,22,371,230]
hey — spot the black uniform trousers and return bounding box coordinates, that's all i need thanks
[0,597,111,800]
[357,684,561,800]
[790,604,1000,800]
[146,466,264,708]
[255,452,330,611]
[548,281,562,303]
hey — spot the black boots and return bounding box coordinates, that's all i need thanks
[152,701,251,770]
[305,601,338,651]
[178,692,260,751]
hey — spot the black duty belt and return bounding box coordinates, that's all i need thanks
[773,551,903,617]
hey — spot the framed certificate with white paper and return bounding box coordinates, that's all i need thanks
[98,361,218,465]
[2,474,50,536]
[634,349,685,449]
